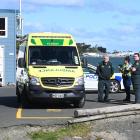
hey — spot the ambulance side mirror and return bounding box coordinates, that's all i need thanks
[18,58,25,68]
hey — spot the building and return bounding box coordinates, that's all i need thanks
[0,9,19,86]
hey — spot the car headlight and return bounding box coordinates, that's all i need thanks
[75,76,84,85]
[29,76,40,85]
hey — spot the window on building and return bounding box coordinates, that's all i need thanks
[0,17,7,37]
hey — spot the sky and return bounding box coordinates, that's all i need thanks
[1,0,140,52]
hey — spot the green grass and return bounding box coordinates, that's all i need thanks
[31,131,57,140]
[95,137,103,140]
[29,123,91,140]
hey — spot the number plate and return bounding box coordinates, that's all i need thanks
[52,94,64,98]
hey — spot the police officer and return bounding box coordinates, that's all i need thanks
[131,53,140,104]
[96,55,114,102]
[119,56,132,102]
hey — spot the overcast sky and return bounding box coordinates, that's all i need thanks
[1,0,140,52]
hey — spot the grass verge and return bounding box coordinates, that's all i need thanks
[29,123,91,140]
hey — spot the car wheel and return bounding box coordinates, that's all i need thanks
[110,80,120,93]
[73,96,86,108]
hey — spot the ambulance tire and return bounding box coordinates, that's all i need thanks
[73,95,85,108]
[20,88,30,106]
[16,85,21,103]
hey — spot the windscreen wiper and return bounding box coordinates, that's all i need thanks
[32,65,47,68]
[65,66,78,69]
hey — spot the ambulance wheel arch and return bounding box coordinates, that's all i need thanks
[110,79,121,93]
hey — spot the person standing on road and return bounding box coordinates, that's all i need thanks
[131,53,140,104]
[96,55,114,102]
[118,56,132,102]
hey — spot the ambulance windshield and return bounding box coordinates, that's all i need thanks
[29,46,80,66]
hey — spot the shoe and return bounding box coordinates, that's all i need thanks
[98,99,104,102]
[104,99,110,102]
[123,99,130,102]
[134,101,140,104]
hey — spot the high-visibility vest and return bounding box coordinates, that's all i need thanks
[120,63,132,77]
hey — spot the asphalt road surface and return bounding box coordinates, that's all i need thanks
[0,87,135,128]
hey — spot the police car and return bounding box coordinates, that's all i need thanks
[83,64,124,93]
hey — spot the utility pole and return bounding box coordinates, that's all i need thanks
[19,0,23,36]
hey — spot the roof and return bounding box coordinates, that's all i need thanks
[27,32,76,46]
[28,32,73,37]
[0,9,19,13]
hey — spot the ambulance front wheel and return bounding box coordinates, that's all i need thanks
[73,95,85,108]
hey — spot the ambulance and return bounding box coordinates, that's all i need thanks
[16,33,85,108]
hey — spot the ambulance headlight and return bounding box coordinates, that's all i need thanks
[75,76,84,85]
[29,76,40,85]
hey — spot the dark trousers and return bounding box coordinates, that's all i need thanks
[133,84,140,103]
[98,80,110,101]
[123,77,131,100]
[131,76,140,103]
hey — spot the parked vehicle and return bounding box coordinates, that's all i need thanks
[16,32,85,108]
[83,64,124,93]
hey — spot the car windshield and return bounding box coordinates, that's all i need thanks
[28,46,80,66]
[83,68,96,74]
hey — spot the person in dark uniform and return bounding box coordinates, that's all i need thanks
[131,53,140,104]
[118,56,132,102]
[96,55,114,102]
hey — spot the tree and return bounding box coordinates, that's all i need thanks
[97,46,106,53]
[16,35,21,54]
[76,43,107,54]
[76,43,91,55]
[16,35,27,54]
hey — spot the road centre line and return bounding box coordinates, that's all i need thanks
[17,116,73,119]
[46,109,62,112]
[16,107,22,119]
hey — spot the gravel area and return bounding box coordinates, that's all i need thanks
[90,114,140,140]
[0,114,140,140]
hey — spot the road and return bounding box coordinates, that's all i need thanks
[0,87,135,128]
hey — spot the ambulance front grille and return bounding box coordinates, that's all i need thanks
[41,77,74,87]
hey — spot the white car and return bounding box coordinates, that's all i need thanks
[83,64,124,93]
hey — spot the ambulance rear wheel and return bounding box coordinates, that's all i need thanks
[20,88,31,106]
[16,85,21,103]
